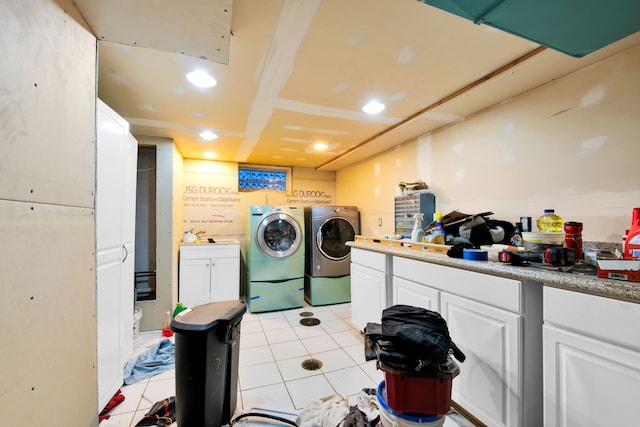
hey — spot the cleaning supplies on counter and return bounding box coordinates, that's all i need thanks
[411,213,425,242]
[432,212,446,244]
[172,302,188,318]
[536,209,564,232]
[624,207,640,258]
[183,230,197,244]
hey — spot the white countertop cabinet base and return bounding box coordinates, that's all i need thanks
[350,248,390,330]
[441,292,521,427]
[393,276,440,312]
[392,256,543,427]
[179,243,240,307]
[543,287,640,427]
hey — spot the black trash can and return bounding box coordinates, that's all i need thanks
[170,300,246,427]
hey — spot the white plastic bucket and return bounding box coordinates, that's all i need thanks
[133,307,142,342]
[377,381,445,427]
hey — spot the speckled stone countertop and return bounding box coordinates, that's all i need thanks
[347,241,640,304]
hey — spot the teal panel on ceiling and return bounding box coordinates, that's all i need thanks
[417,0,640,57]
[419,0,505,21]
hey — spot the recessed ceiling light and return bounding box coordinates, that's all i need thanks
[362,100,385,114]
[203,151,217,159]
[314,142,328,151]
[199,130,218,141]
[186,70,217,88]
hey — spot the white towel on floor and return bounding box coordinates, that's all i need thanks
[296,393,350,427]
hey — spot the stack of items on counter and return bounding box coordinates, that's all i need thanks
[365,305,466,427]
[598,207,640,282]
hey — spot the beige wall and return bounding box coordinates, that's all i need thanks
[338,44,640,243]
[0,0,99,423]
[180,161,336,245]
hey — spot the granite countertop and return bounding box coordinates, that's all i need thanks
[347,241,640,304]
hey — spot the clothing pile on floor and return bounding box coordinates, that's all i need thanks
[296,390,380,427]
[123,338,175,385]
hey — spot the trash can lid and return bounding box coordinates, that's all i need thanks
[170,300,246,333]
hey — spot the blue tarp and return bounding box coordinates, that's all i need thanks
[123,338,175,385]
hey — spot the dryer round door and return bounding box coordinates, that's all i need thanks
[316,217,356,261]
[256,212,302,258]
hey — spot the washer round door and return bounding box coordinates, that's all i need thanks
[316,217,356,261]
[256,212,302,258]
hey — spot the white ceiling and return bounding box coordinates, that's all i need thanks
[76,0,640,171]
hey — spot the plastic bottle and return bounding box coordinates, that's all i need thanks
[536,209,564,232]
[411,213,425,242]
[172,302,188,318]
[161,311,173,337]
[432,212,446,244]
[183,230,196,244]
[624,208,640,258]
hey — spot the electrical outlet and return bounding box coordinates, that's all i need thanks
[378,218,382,227]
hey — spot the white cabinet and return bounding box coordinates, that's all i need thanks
[350,248,390,330]
[96,99,137,411]
[543,287,640,427]
[393,276,439,312]
[179,242,240,307]
[392,256,543,427]
[441,292,521,427]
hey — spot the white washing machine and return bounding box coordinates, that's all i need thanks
[246,205,305,312]
[304,205,359,306]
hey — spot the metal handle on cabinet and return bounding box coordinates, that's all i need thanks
[122,244,128,263]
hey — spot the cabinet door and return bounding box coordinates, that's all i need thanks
[210,256,240,302]
[96,100,137,410]
[393,276,440,312]
[350,263,387,330]
[441,292,522,427]
[179,258,211,308]
[544,324,640,427]
[119,132,137,367]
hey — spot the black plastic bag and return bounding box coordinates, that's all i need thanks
[381,305,465,364]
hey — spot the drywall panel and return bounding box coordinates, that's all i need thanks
[427,44,640,242]
[0,200,97,424]
[337,142,419,237]
[75,0,232,63]
[0,0,99,423]
[337,44,640,243]
[0,0,96,208]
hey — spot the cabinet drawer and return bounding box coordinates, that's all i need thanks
[394,256,522,313]
[544,286,640,350]
[180,243,239,260]
[351,248,387,271]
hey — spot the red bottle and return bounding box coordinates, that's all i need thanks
[564,222,583,260]
[625,208,640,258]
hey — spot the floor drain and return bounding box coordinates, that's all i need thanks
[300,317,320,326]
[299,311,314,317]
[301,358,323,371]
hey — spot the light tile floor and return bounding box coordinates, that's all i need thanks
[101,303,474,426]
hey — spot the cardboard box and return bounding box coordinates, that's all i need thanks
[596,259,640,282]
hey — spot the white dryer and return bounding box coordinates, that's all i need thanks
[304,205,359,306]
[246,205,305,312]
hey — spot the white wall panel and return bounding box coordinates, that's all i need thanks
[0,0,98,423]
[0,0,96,208]
[0,201,97,423]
